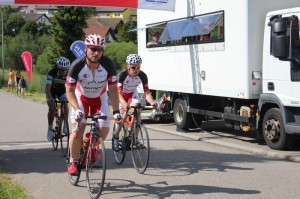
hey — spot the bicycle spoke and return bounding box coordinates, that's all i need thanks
[86,138,106,199]
[131,124,150,174]
[113,126,127,165]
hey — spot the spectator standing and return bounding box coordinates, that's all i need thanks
[15,70,21,96]
[7,68,15,92]
[18,76,27,98]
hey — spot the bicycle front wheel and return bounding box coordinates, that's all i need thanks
[131,123,150,174]
[60,117,69,156]
[86,137,106,199]
[52,116,61,150]
[113,125,127,165]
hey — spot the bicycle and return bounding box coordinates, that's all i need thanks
[52,100,69,156]
[113,104,153,174]
[67,113,107,199]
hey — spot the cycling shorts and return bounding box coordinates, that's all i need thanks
[70,92,110,128]
[119,89,140,109]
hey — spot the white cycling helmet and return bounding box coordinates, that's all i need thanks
[56,56,70,70]
[85,34,106,48]
[126,54,142,65]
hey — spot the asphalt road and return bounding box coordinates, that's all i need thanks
[1,89,300,199]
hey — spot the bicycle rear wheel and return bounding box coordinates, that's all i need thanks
[86,137,106,199]
[67,148,83,186]
[131,123,150,174]
[113,125,127,165]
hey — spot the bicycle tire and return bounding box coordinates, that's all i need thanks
[86,137,106,199]
[52,115,60,150]
[131,122,150,174]
[68,147,83,186]
[59,116,69,156]
[113,124,127,165]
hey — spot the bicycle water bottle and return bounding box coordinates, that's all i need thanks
[126,115,134,132]
[82,133,90,149]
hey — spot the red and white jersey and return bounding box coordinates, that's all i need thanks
[117,69,150,94]
[66,56,117,99]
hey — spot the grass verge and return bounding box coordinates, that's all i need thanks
[0,158,30,199]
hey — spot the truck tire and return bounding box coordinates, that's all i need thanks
[173,99,192,130]
[262,108,291,150]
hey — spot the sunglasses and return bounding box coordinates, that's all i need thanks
[88,47,103,53]
[130,66,140,70]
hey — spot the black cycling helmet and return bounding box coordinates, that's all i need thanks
[126,54,142,65]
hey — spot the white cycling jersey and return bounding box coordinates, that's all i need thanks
[66,56,117,127]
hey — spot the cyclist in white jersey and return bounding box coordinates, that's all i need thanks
[66,34,121,175]
[112,54,157,151]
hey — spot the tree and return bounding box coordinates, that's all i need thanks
[4,32,35,70]
[116,21,137,43]
[35,42,63,75]
[105,42,137,71]
[5,13,26,37]
[20,20,43,38]
[49,6,96,61]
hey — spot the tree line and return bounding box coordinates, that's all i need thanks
[0,6,137,75]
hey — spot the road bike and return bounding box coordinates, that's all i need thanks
[67,113,107,199]
[52,100,69,155]
[113,104,153,174]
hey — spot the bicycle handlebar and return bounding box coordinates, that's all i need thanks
[73,113,108,133]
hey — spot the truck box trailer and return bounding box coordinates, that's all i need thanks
[137,0,300,150]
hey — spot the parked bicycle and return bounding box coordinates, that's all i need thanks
[113,104,153,174]
[67,113,107,199]
[52,100,69,156]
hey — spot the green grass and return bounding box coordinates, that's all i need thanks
[0,158,30,199]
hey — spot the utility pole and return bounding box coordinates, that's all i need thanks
[1,7,4,84]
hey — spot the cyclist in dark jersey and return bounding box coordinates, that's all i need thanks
[66,34,121,175]
[112,54,157,151]
[45,56,70,141]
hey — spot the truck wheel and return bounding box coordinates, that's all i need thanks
[263,108,291,150]
[173,99,192,130]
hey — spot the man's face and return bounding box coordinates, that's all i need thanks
[58,69,68,76]
[127,64,141,76]
[86,45,104,63]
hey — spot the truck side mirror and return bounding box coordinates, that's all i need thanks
[269,16,289,59]
[269,15,300,61]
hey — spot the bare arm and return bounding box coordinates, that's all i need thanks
[108,84,120,112]
[45,84,53,100]
[145,91,155,105]
[66,86,80,111]
[118,90,128,111]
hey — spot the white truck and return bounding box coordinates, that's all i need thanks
[137,0,300,150]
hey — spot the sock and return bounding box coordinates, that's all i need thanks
[70,158,77,163]
[48,124,53,130]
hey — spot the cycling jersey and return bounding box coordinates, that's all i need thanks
[117,69,150,105]
[66,56,117,127]
[66,56,117,98]
[117,69,149,94]
[46,68,67,99]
